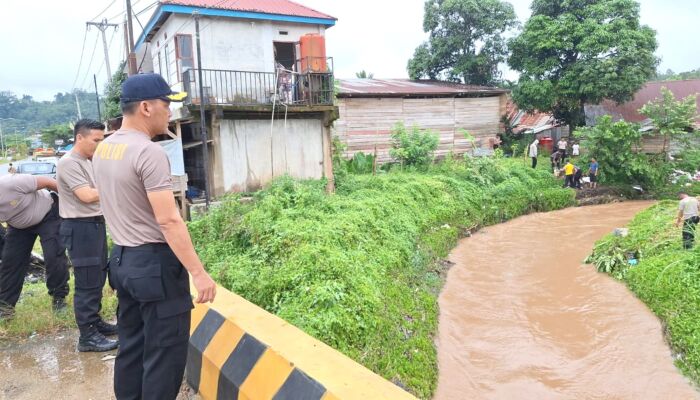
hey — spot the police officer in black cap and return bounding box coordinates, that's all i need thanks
[93,73,216,399]
[0,174,69,319]
[57,119,118,352]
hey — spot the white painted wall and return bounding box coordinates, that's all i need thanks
[149,14,325,85]
[218,119,324,192]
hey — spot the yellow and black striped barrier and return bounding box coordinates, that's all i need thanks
[186,284,417,400]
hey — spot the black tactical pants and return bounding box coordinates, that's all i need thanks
[110,243,193,400]
[682,216,699,250]
[60,217,108,332]
[0,200,69,309]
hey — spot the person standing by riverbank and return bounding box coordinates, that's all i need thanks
[563,160,575,188]
[588,158,599,189]
[93,73,216,399]
[57,119,118,352]
[675,191,699,249]
[557,138,568,161]
[529,139,539,169]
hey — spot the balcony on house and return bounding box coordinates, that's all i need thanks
[182,57,335,108]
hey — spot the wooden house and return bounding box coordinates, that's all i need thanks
[334,79,509,163]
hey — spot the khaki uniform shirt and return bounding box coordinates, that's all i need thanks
[0,174,52,229]
[57,151,101,218]
[92,129,172,247]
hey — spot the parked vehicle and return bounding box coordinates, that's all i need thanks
[32,147,56,158]
[16,161,57,179]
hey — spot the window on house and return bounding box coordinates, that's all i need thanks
[176,34,194,81]
[164,44,171,83]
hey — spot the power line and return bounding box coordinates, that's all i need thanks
[90,0,117,22]
[71,27,89,89]
[78,31,102,90]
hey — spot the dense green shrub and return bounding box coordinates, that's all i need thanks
[587,202,700,385]
[389,122,439,167]
[189,158,575,398]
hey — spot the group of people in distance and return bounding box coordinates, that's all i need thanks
[529,137,599,189]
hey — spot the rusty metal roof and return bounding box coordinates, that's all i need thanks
[506,99,563,134]
[160,0,336,20]
[336,79,509,98]
[596,79,700,126]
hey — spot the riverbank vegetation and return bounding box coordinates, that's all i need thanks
[587,202,700,386]
[189,154,575,398]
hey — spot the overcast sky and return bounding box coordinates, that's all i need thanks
[0,0,698,101]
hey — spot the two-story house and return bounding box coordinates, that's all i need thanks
[135,0,338,196]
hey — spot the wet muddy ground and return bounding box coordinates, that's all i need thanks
[435,202,699,399]
[0,330,197,399]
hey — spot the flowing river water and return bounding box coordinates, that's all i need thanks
[435,202,699,399]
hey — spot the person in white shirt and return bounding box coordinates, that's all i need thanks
[572,142,580,157]
[676,191,700,249]
[529,139,539,169]
[557,138,568,160]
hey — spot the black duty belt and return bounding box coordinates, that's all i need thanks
[66,216,106,223]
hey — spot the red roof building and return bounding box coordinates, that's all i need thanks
[160,0,336,20]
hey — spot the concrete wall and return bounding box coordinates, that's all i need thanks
[150,14,325,86]
[217,118,325,193]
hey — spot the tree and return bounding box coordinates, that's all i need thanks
[104,62,128,119]
[639,87,699,154]
[407,0,517,85]
[651,67,700,82]
[574,116,666,187]
[509,0,658,129]
[355,70,374,79]
[40,123,73,148]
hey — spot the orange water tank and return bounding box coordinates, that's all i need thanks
[299,34,327,72]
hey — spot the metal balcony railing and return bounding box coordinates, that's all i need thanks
[182,68,334,107]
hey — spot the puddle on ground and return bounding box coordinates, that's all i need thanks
[435,202,699,399]
[0,331,114,400]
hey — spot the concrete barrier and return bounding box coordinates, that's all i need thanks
[187,284,417,400]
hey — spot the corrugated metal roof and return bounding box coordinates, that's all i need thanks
[596,79,700,126]
[161,0,336,20]
[336,79,509,98]
[506,99,562,134]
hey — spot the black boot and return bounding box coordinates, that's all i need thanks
[95,319,118,336]
[78,327,119,352]
[52,297,67,313]
[0,305,14,322]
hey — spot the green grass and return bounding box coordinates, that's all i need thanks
[189,157,576,398]
[587,202,700,385]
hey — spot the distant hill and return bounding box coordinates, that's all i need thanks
[0,90,100,134]
[651,68,700,82]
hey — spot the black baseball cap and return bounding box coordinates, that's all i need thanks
[120,73,187,104]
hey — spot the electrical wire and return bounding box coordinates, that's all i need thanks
[78,30,104,90]
[71,27,89,89]
[90,0,117,22]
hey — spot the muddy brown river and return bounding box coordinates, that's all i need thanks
[435,202,699,399]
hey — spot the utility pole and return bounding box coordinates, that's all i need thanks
[194,12,211,209]
[86,19,119,83]
[74,92,83,119]
[94,74,102,122]
[126,0,138,75]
